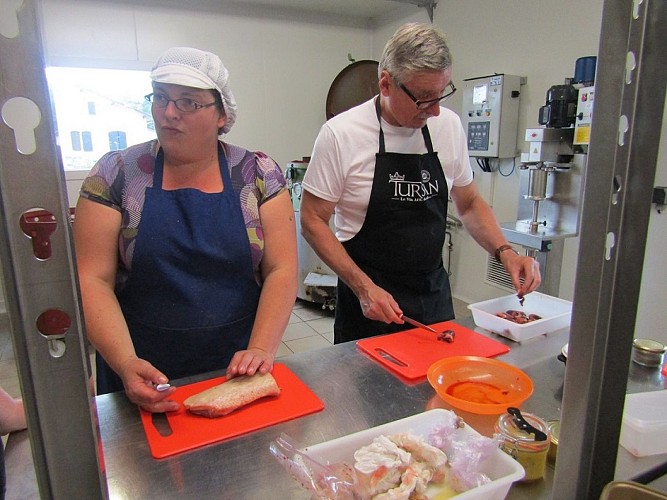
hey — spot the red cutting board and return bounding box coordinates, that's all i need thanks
[357,321,510,381]
[140,363,324,459]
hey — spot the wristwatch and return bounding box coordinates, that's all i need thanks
[494,244,518,263]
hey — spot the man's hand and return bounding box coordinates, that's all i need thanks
[357,283,403,324]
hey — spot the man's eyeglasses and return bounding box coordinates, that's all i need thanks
[145,93,218,113]
[398,81,457,110]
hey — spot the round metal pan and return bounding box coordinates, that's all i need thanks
[325,60,379,120]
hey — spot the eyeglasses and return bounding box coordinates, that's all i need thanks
[145,93,218,113]
[398,81,457,110]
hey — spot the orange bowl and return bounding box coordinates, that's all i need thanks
[427,356,534,415]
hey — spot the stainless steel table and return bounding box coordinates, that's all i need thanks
[91,319,667,499]
[5,319,666,498]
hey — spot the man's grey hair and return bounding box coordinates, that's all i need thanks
[378,23,452,83]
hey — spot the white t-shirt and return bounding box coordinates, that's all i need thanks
[302,97,473,241]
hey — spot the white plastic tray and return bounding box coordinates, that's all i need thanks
[468,292,572,342]
[303,409,524,499]
[620,390,667,457]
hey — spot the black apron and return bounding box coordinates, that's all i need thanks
[334,97,455,343]
[96,145,261,394]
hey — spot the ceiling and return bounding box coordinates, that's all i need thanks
[226,0,435,21]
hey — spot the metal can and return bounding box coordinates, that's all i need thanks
[496,411,551,481]
[546,420,560,464]
[632,339,666,367]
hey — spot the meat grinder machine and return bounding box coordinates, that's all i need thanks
[501,57,596,296]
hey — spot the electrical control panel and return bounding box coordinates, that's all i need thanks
[462,74,523,158]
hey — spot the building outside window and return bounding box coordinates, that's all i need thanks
[45,67,155,171]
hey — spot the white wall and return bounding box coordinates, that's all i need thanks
[427,0,605,304]
[39,0,377,205]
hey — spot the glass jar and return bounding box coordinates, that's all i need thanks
[495,411,551,481]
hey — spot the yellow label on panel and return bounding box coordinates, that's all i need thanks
[574,125,591,145]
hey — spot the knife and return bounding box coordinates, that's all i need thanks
[401,314,455,343]
[401,314,439,334]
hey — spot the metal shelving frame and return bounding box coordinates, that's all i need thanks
[554,0,666,498]
[0,1,107,498]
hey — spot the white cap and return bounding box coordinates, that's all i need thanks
[150,47,237,134]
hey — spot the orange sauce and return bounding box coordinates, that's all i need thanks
[446,381,511,404]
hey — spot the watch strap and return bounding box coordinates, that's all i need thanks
[495,244,517,263]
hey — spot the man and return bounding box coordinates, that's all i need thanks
[300,23,540,343]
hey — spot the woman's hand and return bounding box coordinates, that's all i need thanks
[119,357,180,413]
[226,347,275,379]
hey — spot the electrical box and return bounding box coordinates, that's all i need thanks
[462,74,523,158]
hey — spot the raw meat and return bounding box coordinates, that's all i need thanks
[184,372,280,418]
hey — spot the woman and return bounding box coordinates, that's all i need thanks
[74,47,297,413]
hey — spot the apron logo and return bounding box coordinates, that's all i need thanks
[389,171,439,201]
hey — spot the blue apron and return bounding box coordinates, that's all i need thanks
[334,97,455,343]
[96,145,261,394]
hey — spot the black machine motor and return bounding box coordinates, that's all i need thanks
[538,84,578,128]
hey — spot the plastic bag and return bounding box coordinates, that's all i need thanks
[429,421,501,492]
[269,433,358,499]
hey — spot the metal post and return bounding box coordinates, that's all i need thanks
[0,1,107,498]
[554,0,667,498]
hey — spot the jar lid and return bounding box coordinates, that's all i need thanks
[633,338,666,354]
[547,420,560,447]
[496,411,551,450]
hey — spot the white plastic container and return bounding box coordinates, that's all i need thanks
[468,292,572,342]
[303,409,524,499]
[620,390,667,457]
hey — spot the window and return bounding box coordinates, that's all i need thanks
[109,131,127,151]
[45,67,156,171]
[82,131,93,152]
[68,131,94,152]
[70,131,82,151]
